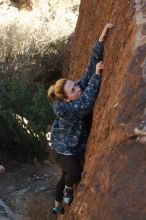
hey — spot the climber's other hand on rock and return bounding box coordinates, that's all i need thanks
[96,61,104,75]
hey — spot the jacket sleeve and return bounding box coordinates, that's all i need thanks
[54,73,101,120]
[75,41,104,91]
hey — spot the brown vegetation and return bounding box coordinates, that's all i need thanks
[11,0,33,10]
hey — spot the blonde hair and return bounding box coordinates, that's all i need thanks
[48,79,67,101]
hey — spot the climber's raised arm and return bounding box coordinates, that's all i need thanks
[76,23,113,91]
[98,23,114,42]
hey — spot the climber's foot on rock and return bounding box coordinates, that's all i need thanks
[63,187,73,205]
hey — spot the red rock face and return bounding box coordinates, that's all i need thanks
[61,0,146,219]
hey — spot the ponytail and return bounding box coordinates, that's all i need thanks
[48,79,67,101]
[47,85,56,100]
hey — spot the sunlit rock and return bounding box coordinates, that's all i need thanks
[0,199,14,220]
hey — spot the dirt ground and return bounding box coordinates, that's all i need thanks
[0,156,60,220]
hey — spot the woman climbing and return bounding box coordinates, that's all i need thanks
[48,23,113,215]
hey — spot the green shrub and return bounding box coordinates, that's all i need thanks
[0,75,55,162]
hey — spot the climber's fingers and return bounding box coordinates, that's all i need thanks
[105,23,114,30]
[96,61,104,73]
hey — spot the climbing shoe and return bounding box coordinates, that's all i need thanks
[63,187,73,205]
[52,206,64,215]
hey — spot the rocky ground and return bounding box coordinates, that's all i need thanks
[0,157,60,220]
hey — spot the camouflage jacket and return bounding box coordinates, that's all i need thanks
[50,41,104,155]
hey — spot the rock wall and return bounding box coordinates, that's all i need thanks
[60,0,146,219]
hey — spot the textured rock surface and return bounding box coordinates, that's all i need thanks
[60,0,146,219]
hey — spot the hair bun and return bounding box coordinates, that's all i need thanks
[47,78,67,101]
[48,85,56,100]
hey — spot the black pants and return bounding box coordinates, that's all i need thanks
[52,150,84,202]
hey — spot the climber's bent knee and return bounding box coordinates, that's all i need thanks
[65,173,81,187]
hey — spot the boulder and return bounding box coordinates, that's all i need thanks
[60,0,146,219]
